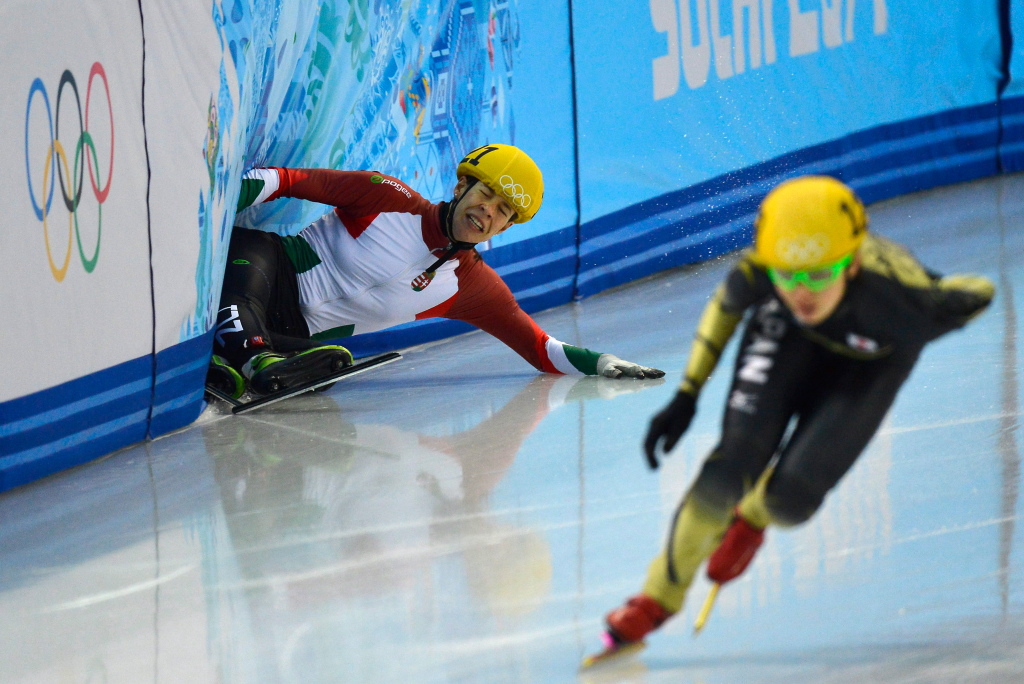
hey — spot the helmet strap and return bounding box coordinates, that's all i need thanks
[427,177,478,276]
[443,176,479,243]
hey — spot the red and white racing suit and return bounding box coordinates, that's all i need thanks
[234,167,603,375]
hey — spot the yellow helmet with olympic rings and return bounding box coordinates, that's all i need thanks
[754,176,867,270]
[457,144,543,223]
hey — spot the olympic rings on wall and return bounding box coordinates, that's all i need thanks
[25,62,114,282]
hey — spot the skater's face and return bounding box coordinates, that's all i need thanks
[450,176,516,243]
[771,254,860,326]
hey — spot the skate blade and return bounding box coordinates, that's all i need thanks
[693,582,720,635]
[204,384,244,408]
[235,352,400,414]
[579,640,645,670]
[205,352,400,415]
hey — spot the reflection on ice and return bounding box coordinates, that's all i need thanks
[197,373,663,681]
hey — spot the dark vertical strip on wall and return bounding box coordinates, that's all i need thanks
[997,0,1013,172]
[566,0,584,300]
[137,0,158,438]
[999,0,1013,96]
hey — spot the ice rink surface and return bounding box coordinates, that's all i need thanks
[2,175,1024,683]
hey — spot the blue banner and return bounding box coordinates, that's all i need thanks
[572,0,1003,295]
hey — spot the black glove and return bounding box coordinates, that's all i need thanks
[643,391,697,470]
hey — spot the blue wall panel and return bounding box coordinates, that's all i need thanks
[149,331,216,438]
[0,356,152,492]
[571,1,1002,296]
[578,102,1001,297]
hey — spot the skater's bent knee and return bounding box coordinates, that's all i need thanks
[764,474,823,527]
[690,459,747,516]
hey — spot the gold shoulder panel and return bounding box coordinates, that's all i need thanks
[679,283,743,395]
[858,234,932,289]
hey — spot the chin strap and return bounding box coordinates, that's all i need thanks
[424,241,470,277]
[412,237,472,293]
[410,189,475,292]
[433,194,474,270]
[442,176,478,239]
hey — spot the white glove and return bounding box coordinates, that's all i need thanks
[595,354,665,379]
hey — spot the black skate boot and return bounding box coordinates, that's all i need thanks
[245,345,353,395]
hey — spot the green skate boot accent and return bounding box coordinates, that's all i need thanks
[206,354,246,399]
[247,345,353,395]
[241,351,287,380]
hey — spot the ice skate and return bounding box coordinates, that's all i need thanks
[206,354,246,399]
[580,594,672,670]
[706,512,764,584]
[205,351,401,414]
[694,512,765,634]
[245,345,353,395]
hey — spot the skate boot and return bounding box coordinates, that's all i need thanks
[206,354,246,399]
[245,345,353,395]
[581,594,674,669]
[690,511,766,634]
[706,511,765,584]
[605,594,673,645]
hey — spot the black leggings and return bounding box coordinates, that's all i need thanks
[690,298,920,526]
[214,228,313,369]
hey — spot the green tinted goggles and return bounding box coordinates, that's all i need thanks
[767,253,853,292]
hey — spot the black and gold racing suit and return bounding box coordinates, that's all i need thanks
[643,234,995,613]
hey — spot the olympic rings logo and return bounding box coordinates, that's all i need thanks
[775,233,830,267]
[498,174,531,209]
[25,62,114,282]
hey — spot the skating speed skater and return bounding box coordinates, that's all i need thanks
[584,175,995,667]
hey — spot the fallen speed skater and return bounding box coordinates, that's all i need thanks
[206,144,663,404]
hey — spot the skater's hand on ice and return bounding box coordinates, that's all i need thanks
[596,354,665,379]
[643,391,696,469]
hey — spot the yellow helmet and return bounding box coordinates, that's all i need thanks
[754,176,867,270]
[457,144,543,223]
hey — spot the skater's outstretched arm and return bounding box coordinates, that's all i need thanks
[236,167,431,216]
[931,273,996,325]
[856,235,995,340]
[445,253,664,378]
[645,256,769,468]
